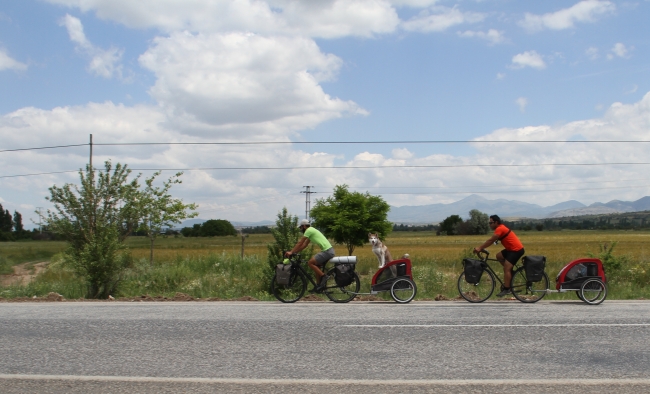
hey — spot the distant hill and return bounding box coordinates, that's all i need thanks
[178,218,274,229]
[388,195,650,224]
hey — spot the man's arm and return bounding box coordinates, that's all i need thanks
[287,237,310,255]
[474,234,499,253]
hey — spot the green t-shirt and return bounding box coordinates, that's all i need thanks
[303,227,332,251]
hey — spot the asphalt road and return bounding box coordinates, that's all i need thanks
[1,300,649,393]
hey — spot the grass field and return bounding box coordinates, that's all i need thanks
[1,229,649,300]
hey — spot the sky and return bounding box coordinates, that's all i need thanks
[1,0,650,226]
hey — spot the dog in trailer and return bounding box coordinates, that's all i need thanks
[369,233,392,268]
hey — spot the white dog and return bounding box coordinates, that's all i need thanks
[369,233,392,268]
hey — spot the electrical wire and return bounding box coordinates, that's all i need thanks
[3,140,650,153]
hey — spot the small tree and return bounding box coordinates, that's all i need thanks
[45,161,141,299]
[13,211,24,233]
[310,184,391,255]
[137,171,198,264]
[468,209,489,235]
[199,219,237,237]
[266,207,302,279]
[439,214,462,235]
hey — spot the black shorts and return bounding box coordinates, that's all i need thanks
[502,248,525,265]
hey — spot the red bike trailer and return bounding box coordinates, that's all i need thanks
[551,258,608,305]
[353,258,416,303]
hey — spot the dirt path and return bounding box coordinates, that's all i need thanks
[0,262,49,287]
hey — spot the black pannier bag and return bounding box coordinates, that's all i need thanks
[275,264,292,285]
[463,258,484,284]
[334,263,355,287]
[523,256,546,282]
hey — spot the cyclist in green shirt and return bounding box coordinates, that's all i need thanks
[285,219,336,292]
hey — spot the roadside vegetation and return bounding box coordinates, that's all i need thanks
[1,229,649,301]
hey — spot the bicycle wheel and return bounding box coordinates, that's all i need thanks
[324,269,360,303]
[390,278,417,303]
[457,270,495,303]
[580,278,607,305]
[271,269,307,303]
[511,268,548,303]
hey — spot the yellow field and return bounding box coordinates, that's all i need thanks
[3,229,649,300]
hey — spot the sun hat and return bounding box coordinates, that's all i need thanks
[299,219,310,227]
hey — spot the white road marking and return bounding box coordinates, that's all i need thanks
[2,374,650,385]
[341,323,650,328]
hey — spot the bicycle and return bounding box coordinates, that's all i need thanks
[457,250,549,303]
[271,252,361,303]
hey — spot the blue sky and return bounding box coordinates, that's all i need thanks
[1,0,650,225]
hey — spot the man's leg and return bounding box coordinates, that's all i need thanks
[308,257,325,286]
[496,251,514,288]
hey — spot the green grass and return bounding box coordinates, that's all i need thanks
[1,230,649,301]
[0,241,67,275]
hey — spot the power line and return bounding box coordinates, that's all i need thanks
[4,162,650,179]
[3,140,650,153]
[0,143,87,153]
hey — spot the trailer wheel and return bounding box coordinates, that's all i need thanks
[580,278,607,305]
[390,278,417,303]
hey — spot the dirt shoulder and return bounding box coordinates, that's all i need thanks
[0,261,49,287]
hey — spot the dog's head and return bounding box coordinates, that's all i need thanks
[368,233,379,245]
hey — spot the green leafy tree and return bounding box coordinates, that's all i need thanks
[44,161,141,299]
[13,211,24,233]
[309,184,391,255]
[0,204,13,233]
[266,207,302,279]
[439,214,462,235]
[467,209,489,235]
[137,171,198,264]
[199,219,237,237]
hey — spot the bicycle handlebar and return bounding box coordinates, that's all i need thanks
[475,249,490,259]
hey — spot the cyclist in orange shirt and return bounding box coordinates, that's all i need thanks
[474,215,525,297]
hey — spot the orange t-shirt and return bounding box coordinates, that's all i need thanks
[494,224,523,251]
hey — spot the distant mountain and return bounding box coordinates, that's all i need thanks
[548,196,650,218]
[178,218,274,229]
[388,194,650,224]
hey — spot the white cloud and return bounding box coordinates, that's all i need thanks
[510,51,546,70]
[516,97,528,113]
[46,0,401,39]
[4,92,650,222]
[59,14,124,79]
[392,148,414,160]
[519,0,615,32]
[607,42,632,59]
[138,31,367,138]
[457,29,505,45]
[401,6,485,32]
[0,48,27,71]
[586,46,599,60]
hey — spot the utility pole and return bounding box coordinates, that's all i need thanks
[300,186,316,220]
[89,134,93,170]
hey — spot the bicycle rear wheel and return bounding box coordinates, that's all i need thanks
[324,268,360,303]
[511,268,548,303]
[580,278,607,305]
[390,278,417,303]
[457,270,495,303]
[271,269,307,303]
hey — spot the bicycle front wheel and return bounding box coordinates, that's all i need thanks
[390,278,417,303]
[457,270,495,303]
[271,269,307,303]
[324,269,360,303]
[511,268,548,303]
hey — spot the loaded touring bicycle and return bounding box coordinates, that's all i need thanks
[459,250,607,305]
[272,252,417,303]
